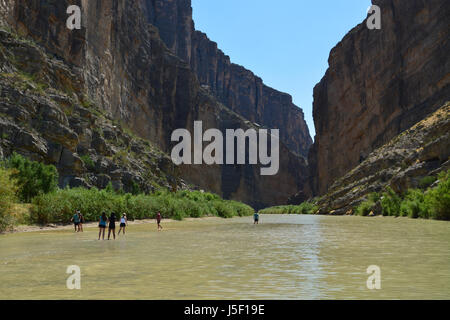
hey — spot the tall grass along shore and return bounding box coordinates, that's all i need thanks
[0,153,253,232]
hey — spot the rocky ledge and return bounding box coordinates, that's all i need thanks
[316,102,449,215]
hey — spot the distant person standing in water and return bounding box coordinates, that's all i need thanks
[98,212,107,240]
[78,211,85,232]
[108,212,117,240]
[156,212,163,231]
[71,210,80,232]
[254,212,260,225]
[118,213,128,235]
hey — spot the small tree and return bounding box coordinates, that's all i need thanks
[0,167,18,231]
[7,153,58,202]
[425,170,450,220]
[381,187,402,216]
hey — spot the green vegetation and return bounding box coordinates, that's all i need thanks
[399,189,428,219]
[356,170,450,220]
[0,167,18,232]
[380,187,402,216]
[356,192,381,216]
[3,153,58,203]
[419,176,437,189]
[130,180,142,196]
[80,154,95,170]
[31,188,254,224]
[112,149,130,166]
[259,201,318,215]
[425,171,450,220]
[0,71,48,94]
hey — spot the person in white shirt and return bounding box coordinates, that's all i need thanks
[118,213,128,235]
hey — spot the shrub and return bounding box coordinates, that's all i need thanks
[259,201,318,215]
[30,187,254,224]
[380,187,402,216]
[356,200,374,216]
[368,192,381,203]
[400,189,428,219]
[80,154,95,170]
[5,153,58,202]
[424,170,450,220]
[356,171,449,220]
[0,167,18,232]
[298,202,319,215]
[130,181,142,195]
[419,176,437,189]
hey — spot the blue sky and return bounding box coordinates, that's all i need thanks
[192,0,371,138]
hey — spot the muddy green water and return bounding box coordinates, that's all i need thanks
[0,215,449,300]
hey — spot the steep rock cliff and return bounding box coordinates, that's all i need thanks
[148,0,312,157]
[0,28,181,193]
[309,0,449,195]
[1,0,310,208]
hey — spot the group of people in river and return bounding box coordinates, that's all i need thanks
[71,210,257,239]
[70,210,163,240]
[97,212,129,240]
[70,210,85,232]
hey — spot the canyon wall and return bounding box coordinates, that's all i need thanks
[1,0,310,208]
[148,0,312,157]
[309,0,450,195]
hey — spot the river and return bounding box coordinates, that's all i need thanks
[0,215,449,299]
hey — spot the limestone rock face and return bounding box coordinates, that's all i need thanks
[309,0,450,195]
[1,0,311,208]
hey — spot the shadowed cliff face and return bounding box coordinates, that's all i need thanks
[309,0,450,195]
[147,0,312,158]
[1,0,310,208]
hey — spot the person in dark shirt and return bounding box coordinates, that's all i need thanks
[108,212,117,240]
[156,212,163,231]
[78,212,85,232]
[71,210,80,232]
[254,212,260,225]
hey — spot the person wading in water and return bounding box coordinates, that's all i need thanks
[71,210,81,232]
[78,211,85,232]
[118,213,128,235]
[98,212,107,240]
[108,212,117,240]
[156,212,163,231]
[254,212,260,225]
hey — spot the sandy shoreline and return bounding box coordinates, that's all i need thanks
[9,216,221,234]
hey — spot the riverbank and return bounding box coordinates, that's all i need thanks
[6,216,224,234]
[6,213,436,235]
